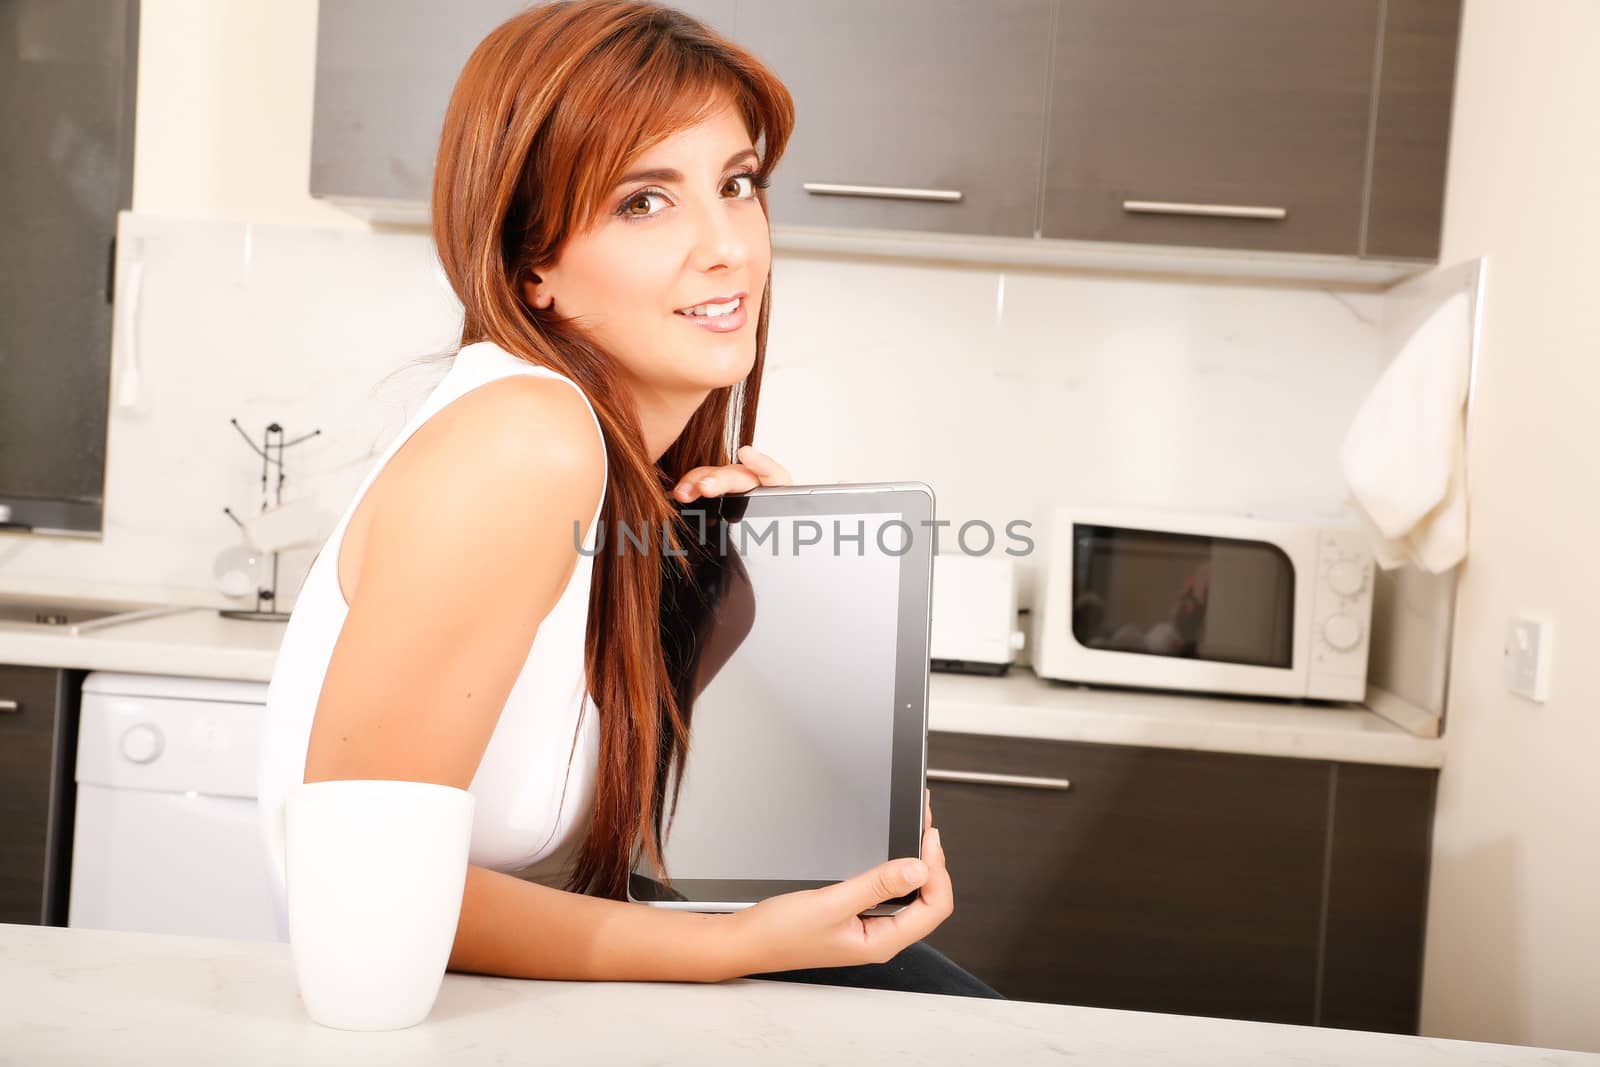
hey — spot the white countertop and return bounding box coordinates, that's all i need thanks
[0,606,285,681]
[4,923,1592,1066]
[0,607,1442,768]
[928,670,1444,769]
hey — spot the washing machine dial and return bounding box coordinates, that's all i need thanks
[120,723,165,764]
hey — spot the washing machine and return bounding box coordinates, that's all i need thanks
[68,671,280,941]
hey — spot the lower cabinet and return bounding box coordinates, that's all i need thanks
[924,730,1435,1033]
[0,664,82,925]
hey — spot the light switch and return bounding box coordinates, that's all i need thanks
[1504,615,1553,703]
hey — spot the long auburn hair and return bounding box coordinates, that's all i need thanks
[429,0,794,899]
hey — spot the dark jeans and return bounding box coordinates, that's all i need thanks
[745,940,1005,999]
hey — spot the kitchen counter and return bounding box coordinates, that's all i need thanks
[4,923,1593,1066]
[0,606,1442,768]
[928,670,1443,769]
[0,606,285,681]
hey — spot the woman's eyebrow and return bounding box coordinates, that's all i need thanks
[617,147,759,186]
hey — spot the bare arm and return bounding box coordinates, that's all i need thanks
[304,380,952,982]
[303,376,745,982]
[450,867,740,981]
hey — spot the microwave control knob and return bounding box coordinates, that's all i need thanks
[1322,614,1363,652]
[1327,560,1367,597]
[120,723,165,765]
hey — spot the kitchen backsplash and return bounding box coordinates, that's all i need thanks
[0,211,1386,611]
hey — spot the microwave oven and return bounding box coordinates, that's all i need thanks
[1031,506,1374,701]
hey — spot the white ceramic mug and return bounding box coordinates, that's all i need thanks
[266,779,475,1031]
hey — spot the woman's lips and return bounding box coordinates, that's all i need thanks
[674,296,747,334]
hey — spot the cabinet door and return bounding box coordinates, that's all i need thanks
[734,0,1054,238]
[310,1,737,204]
[1319,762,1437,1033]
[925,731,1329,1024]
[1362,0,1462,259]
[0,665,72,925]
[0,0,136,534]
[1042,0,1380,254]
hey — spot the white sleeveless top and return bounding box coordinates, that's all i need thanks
[255,340,607,939]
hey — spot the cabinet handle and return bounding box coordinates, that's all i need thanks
[803,181,963,203]
[927,768,1071,791]
[0,699,20,714]
[1122,199,1287,221]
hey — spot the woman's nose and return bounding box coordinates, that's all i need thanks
[687,195,749,272]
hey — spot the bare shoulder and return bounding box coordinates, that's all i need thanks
[419,372,603,487]
[374,372,605,537]
[368,370,608,605]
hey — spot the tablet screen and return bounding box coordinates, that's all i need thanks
[635,486,932,903]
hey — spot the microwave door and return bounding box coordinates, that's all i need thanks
[1191,540,1294,668]
[1068,524,1308,697]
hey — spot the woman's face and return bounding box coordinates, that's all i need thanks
[523,97,771,410]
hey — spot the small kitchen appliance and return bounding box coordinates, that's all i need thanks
[1032,505,1374,701]
[929,553,1025,675]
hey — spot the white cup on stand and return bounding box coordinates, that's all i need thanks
[266,779,475,1031]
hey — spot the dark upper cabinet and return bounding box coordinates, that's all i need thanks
[1040,0,1461,258]
[1042,0,1381,255]
[732,0,1055,238]
[1363,0,1463,259]
[309,2,1460,269]
[309,1,737,208]
[924,731,1437,1033]
[309,1,510,207]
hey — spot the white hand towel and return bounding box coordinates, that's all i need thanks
[1340,289,1472,574]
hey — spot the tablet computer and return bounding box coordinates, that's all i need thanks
[627,482,934,917]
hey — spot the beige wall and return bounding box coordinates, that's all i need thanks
[132,0,357,227]
[1420,0,1600,1052]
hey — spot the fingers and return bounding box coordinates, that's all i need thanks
[924,787,933,833]
[672,446,791,502]
[830,854,930,918]
[922,825,951,913]
[860,825,953,956]
[736,445,792,484]
[673,466,758,502]
[832,807,940,920]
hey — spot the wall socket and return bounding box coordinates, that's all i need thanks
[1504,615,1553,703]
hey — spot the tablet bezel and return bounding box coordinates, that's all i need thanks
[626,481,934,917]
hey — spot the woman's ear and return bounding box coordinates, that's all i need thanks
[520,271,555,311]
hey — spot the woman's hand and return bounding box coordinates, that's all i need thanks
[672,445,791,502]
[730,788,953,974]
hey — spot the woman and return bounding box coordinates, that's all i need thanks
[256,0,996,999]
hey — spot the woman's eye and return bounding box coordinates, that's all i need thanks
[728,170,771,198]
[617,172,765,222]
[619,190,666,220]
